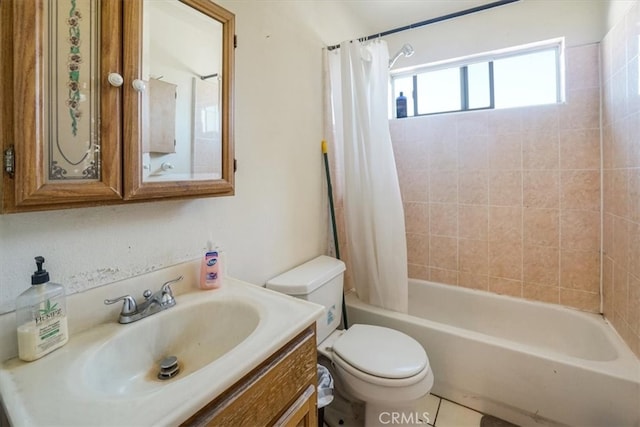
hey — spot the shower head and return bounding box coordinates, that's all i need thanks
[389,43,415,68]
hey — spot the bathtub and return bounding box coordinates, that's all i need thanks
[345,279,640,427]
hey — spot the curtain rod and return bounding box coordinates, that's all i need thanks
[327,0,520,51]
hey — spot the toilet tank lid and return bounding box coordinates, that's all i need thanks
[265,255,346,295]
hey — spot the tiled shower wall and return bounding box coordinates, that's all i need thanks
[390,43,602,313]
[601,2,640,356]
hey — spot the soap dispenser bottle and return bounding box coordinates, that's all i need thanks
[16,256,69,362]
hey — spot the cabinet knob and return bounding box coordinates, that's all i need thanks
[132,79,146,92]
[107,73,124,87]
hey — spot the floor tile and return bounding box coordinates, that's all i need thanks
[416,393,441,425]
[435,399,483,427]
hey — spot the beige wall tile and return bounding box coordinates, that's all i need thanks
[488,108,523,135]
[489,241,522,280]
[456,110,489,137]
[561,170,601,211]
[404,115,432,143]
[559,129,601,170]
[406,232,429,266]
[560,250,600,293]
[603,256,615,317]
[629,222,640,279]
[560,88,600,130]
[521,104,559,131]
[612,216,630,270]
[628,274,639,335]
[459,239,488,275]
[560,210,600,251]
[523,283,560,304]
[488,133,522,170]
[393,140,428,170]
[398,168,428,202]
[522,130,559,170]
[565,44,601,91]
[459,205,489,240]
[489,277,523,297]
[459,272,489,291]
[524,246,560,286]
[429,138,457,171]
[458,134,489,170]
[560,288,600,312]
[408,263,429,281]
[613,264,629,322]
[523,208,559,247]
[404,202,429,234]
[489,206,522,242]
[629,168,640,223]
[430,203,458,237]
[603,212,614,257]
[489,170,523,207]
[610,168,629,217]
[523,170,559,209]
[430,236,458,271]
[602,124,614,169]
[427,114,458,141]
[429,268,458,286]
[430,170,458,203]
[459,170,488,205]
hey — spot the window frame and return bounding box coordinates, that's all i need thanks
[391,38,564,118]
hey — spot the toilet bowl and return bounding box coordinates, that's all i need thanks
[266,256,434,425]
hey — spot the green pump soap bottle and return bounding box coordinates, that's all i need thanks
[15,257,69,362]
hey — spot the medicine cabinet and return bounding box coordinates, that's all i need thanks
[0,0,235,213]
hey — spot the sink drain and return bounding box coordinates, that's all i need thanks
[158,355,180,380]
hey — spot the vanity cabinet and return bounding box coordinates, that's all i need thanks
[0,0,235,213]
[183,325,318,427]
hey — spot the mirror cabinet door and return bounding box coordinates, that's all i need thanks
[2,0,122,212]
[122,0,235,200]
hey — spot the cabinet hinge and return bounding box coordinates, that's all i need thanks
[233,158,237,172]
[3,145,15,178]
[234,35,237,49]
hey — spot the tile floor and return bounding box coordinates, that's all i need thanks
[418,394,484,427]
[323,392,509,427]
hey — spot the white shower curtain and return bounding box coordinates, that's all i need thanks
[325,40,408,313]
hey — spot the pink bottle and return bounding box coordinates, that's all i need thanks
[199,251,221,289]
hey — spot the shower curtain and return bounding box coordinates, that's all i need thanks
[324,40,408,313]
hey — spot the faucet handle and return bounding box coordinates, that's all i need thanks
[160,276,183,295]
[104,295,137,315]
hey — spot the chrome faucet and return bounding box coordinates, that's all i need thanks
[104,276,183,324]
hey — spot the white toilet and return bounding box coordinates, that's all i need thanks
[266,255,434,426]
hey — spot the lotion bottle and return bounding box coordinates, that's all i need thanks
[16,256,69,362]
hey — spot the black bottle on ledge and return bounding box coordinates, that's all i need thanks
[396,92,407,118]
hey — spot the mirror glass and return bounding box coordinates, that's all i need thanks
[141,0,223,182]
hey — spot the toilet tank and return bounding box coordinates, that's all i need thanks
[265,256,346,343]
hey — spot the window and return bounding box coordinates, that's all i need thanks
[391,39,563,118]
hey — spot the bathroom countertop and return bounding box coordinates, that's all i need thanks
[0,261,323,426]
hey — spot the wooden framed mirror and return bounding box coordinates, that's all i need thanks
[122,0,235,200]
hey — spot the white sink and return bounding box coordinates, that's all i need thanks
[81,299,260,397]
[0,273,323,426]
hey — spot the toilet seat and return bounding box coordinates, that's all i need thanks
[332,352,430,388]
[331,324,429,384]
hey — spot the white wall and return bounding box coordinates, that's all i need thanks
[0,1,368,314]
[385,0,608,70]
[1,0,614,314]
